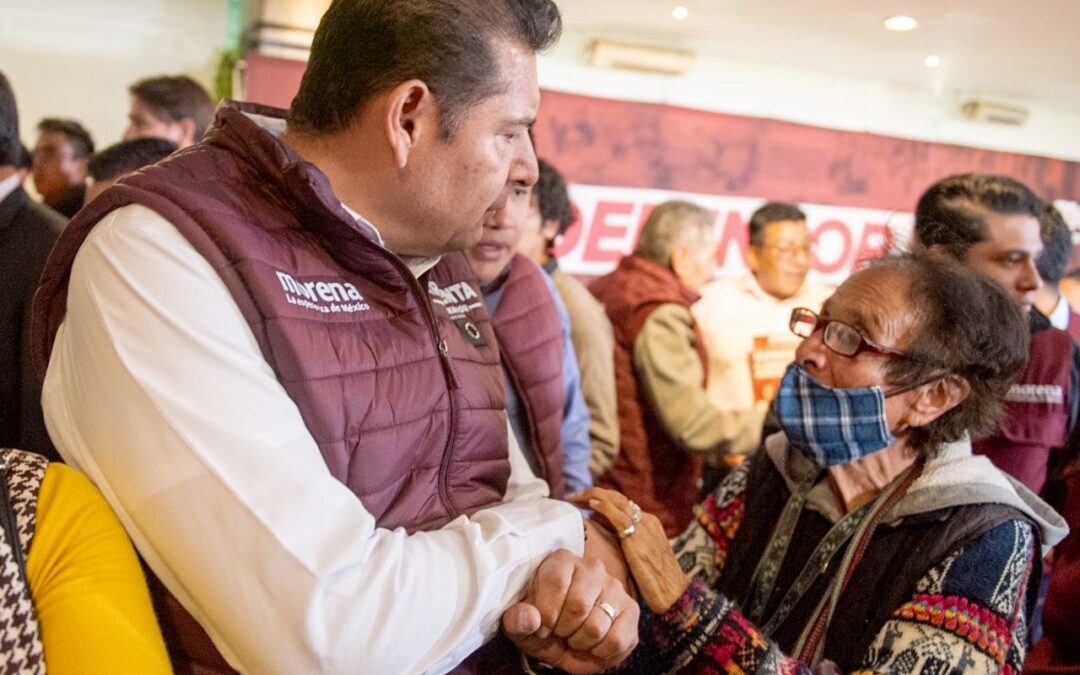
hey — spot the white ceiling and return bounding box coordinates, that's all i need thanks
[556,0,1080,113]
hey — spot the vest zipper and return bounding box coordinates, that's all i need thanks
[393,263,461,520]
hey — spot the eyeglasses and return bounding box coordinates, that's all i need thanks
[789,307,909,359]
[760,243,815,260]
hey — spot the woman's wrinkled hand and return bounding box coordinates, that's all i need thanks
[569,488,690,614]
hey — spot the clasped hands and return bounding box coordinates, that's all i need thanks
[501,488,692,673]
[501,517,639,674]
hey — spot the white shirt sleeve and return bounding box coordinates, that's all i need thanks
[41,204,584,675]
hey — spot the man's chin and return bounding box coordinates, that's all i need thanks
[458,225,486,251]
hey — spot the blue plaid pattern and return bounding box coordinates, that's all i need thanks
[774,365,895,467]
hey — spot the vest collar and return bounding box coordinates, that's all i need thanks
[617,254,700,305]
[213,101,442,278]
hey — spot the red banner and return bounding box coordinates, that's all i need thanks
[554,185,904,282]
[240,55,1080,279]
[532,90,1080,211]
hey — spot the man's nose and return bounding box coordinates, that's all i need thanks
[1019,258,1043,293]
[510,133,539,188]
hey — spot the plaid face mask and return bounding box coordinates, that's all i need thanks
[772,364,896,467]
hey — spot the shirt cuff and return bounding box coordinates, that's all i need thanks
[487,496,586,562]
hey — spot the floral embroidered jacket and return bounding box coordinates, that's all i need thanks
[619,435,1069,674]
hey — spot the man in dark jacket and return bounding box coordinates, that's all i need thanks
[0,71,64,460]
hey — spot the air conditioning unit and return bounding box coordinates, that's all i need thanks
[960,99,1029,126]
[585,39,696,75]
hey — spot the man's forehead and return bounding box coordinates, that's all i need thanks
[35,133,70,149]
[763,219,810,241]
[979,210,1041,247]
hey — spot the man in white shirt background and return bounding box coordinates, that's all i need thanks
[31,1,637,673]
[692,202,833,490]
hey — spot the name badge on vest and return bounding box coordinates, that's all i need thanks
[453,317,487,347]
[1005,383,1064,405]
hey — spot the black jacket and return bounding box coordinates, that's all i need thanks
[0,185,64,459]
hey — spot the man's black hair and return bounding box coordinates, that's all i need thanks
[37,118,95,158]
[748,202,806,247]
[129,75,215,141]
[533,157,574,246]
[289,0,562,138]
[88,138,178,182]
[1036,204,1073,286]
[914,173,1045,259]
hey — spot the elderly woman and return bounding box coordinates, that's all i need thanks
[561,255,1068,674]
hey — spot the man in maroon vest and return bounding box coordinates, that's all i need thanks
[913,173,1080,497]
[31,1,637,673]
[591,200,750,537]
[464,179,593,500]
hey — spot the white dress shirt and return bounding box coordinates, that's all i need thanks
[0,171,21,203]
[42,203,584,674]
[1048,292,1072,331]
[692,275,833,454]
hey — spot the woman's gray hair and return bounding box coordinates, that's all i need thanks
[634,200,714,268]
[864,254,1030,455]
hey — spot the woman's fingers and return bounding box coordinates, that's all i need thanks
[567,487,624,508]
[588,497,632,533]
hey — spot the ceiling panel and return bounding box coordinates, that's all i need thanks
[556,0,1080,112]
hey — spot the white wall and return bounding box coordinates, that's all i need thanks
[539,30,1080,162]
[3,2,1078,166]
[0,1,228,153]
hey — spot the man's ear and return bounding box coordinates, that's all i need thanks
[72,157,89,182]
[177,117,198,147]
[383,79,435,170]
[540,218,561,244]
[670,244,693,283]
[902,374,971,428]
[924,243,954,262]
[746,245,762,273]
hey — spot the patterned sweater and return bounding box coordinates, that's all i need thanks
[620,460,1039,674]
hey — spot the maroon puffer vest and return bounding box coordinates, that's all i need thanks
[33,102,513,673]
[490,254,566,499]
[590,255,707,536]
[974,325,1072,495]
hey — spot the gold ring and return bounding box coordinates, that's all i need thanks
[618,522,636,539]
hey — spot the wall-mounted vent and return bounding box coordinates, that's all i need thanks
[585,39,695,75]
[960,99,1029,126]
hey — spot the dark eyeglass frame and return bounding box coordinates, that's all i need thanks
[788,307,910,360]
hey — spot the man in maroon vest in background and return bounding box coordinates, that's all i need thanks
[913,174,1080,672]
[913,174,1080,498]
[464,176,594,500]
[31,1,638,673]
[591,200,749,537]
